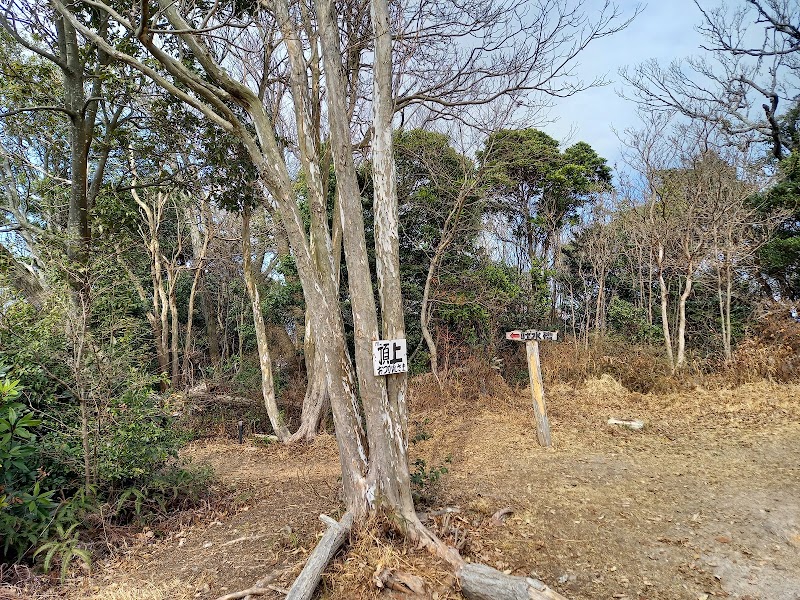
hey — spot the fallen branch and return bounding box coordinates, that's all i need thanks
[220,534,265,547]
[284,512,354,600]
[488,507,514,527]
[215,584,288,600]
[213,566,292,600]
[410,517,568,600]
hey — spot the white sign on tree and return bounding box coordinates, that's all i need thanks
[372,339,408,376]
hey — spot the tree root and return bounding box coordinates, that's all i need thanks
[407,515,568,600]
[224,510,566,600]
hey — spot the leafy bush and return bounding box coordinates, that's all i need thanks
[608,297,662,343]
[111,463,214,525]
[98,388,185,484]
[0,366,57,563]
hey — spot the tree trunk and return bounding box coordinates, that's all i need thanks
[420,278,440,386]
[315,0,414,521]
[242,207,290,442]
[290,318,329,442]
[724,260,732,361]
[717,254,733,362]
[168,270,181,388]
[183,262,203,386]
[458,564,567,600]
[183,202,213,379]
[368,0,415,521]
[675,267,693,370]
[656,245,675,370]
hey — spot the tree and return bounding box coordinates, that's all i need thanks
[479,129,612,323]
[0,2,137,299]
[622,114,773,369]
[622,0,799,161]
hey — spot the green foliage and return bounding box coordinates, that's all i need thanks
[479,129,612,267]
[0,366,57,562]
[754,150,800,299]
[607,297,661,343]
[32,520,91,582]
[410,456,452,506]
[436,260,535,349]
[262,254,304,327]
[98,388,184,484]
[410,418,432,444]
[111,463,214,525]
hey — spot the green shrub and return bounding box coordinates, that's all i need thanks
[0,366,57,563]
[608,297,661,343]
[98,388,185,484]
[111,463,214,525]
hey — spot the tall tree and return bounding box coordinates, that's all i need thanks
[0,1,134,298]
[479,128,611,322]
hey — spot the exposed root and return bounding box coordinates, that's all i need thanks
[406,515,567,600]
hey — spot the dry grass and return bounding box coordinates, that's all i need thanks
[320,516,457,600]
[83,579,194,600]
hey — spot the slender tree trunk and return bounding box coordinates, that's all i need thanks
[647,247,654,326]
[715,260,732,362]
[183,264,202,386]
[675,267,693,370]
[656,245,675,370]
[369,0,415,521]
[166,270,181,388]
[183,203,214,378]
[156,260,171,387]
[242,207,290,442]
[594,270,605,334]
[275,0,335,442]
[724,260,733,361]
[420,271,440,382]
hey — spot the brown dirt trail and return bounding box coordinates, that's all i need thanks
[62,379,800,600]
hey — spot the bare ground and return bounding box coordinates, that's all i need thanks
[50,378,800,600]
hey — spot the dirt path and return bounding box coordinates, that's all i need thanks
[68,379,800,600]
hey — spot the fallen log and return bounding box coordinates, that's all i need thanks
[411,518,568,600]
[458,563,567,600]
[284,512,354,600]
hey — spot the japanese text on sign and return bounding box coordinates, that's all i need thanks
[505,330,558,342]
[372,339,408,376]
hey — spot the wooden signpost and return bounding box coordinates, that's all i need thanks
[505,329,558,447]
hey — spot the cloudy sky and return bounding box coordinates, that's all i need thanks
[542,0,710,171]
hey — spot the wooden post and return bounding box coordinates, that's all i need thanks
[506,329,556,447]
[526,340,551,447]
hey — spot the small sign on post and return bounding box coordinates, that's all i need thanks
[372,339,408,376]
[505,329,558,447]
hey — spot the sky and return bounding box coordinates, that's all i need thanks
[541,0,710,173]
